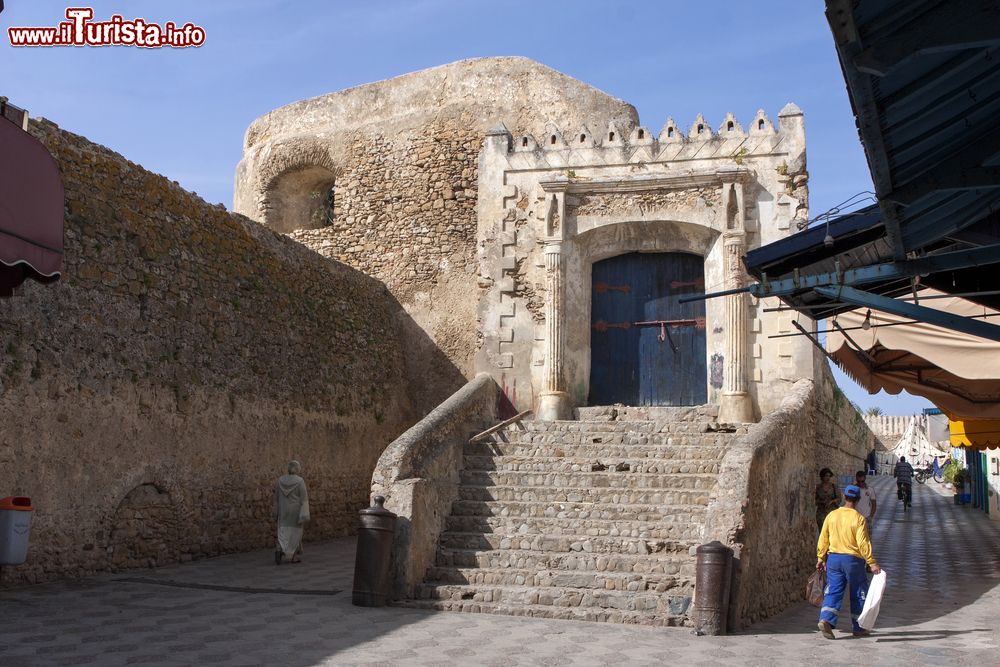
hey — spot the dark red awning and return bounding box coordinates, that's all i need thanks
[0,111,64,297]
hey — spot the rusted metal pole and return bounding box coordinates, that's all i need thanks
[352,496,397,607]
[692,540,734,635]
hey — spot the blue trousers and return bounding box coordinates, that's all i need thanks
[819,554,869,632]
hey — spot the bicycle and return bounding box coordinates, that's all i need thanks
[897,480,912,510]
[914,462,944,484]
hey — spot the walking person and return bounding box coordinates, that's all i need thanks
[815,468,841,532]
[274,460,310,564]
[816,485,881,639]
[853,470,877,533]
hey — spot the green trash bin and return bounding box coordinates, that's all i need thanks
[0,496,33,565]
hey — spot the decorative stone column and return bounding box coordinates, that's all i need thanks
[717,167,754,424]
[537,240,573,421]
[718,232,753,423]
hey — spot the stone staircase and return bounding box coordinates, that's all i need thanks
[399,405,747,626]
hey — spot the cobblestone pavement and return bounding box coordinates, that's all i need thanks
[1,475,999,666]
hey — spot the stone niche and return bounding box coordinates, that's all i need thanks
[108,483,179,570]
[263,165,340,234]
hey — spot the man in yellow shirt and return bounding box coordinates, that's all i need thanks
[816,484,881,638]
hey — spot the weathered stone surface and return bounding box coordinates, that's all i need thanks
[0,119,417,585]
[370,373,499,600]
[401,413,735,625]
[233,57,639,414]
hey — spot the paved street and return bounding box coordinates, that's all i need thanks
[1,475,999,666]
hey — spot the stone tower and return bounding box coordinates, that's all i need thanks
[234,58,816,421]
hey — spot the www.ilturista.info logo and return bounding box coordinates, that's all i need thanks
[8,8,205,48]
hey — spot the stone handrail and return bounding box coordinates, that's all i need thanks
[371,372,500,600]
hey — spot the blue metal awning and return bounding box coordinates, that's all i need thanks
[827,0,1000,258]
[691,1,1000,344]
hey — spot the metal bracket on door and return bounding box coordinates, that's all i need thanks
[633,318,706,352]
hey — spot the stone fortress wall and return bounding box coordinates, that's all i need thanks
[233,57,639,415]
[1,57,877,630]
[234,56,818,423]
[0,119,418,584]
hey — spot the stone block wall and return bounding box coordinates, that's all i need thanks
[0,119,418,584]
[703,366,875,628]
[233,57,639,414]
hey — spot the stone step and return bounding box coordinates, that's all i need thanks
[459,470,718,491]
[466,442,729,459]
[438,531,693,555]
[457,485,711,506]
[394,598,687,627]
[435,547,695,575]
[510,433,734,447]
[462,455,722,474]
[575,405,719,422]
[412,583,692,617]
[423,566,691,592]
[444,515,705,541]
[508,420,747,436]
[450,499,706,521]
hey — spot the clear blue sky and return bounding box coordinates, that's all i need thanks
[1,1,932,415]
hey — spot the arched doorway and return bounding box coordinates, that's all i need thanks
[589,251,707,406]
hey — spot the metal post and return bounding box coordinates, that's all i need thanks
[352,496,397,607]
[692,540,734,635]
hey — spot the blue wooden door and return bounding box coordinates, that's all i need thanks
[589,252,707,406]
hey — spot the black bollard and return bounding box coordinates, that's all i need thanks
[352,496,397,607]
[692,540,734,635]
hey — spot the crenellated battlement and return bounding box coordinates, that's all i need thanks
[497,105,803,168]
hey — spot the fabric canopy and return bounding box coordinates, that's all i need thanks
[892,416,950,460]
[950,419,1000,450]
[825,290,1000,420]
[0,115,64,296]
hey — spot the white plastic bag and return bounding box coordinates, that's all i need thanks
[857,570,887,629]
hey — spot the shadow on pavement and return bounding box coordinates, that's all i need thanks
[0,537,446,666]
[872,627,994,642]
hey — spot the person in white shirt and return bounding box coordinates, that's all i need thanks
[853,470,877,533]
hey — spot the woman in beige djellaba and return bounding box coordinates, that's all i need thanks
[274,460,310,564]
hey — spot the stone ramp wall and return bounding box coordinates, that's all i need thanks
[371,373,500,600]
[703,372,875,629]
[0,119,420,584]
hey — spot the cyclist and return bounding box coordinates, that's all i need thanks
[895,456,914,508]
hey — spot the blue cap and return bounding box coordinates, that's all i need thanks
[844,484,861,499]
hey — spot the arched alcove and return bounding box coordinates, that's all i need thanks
[107,483,179,569]
[263,165,339,234]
